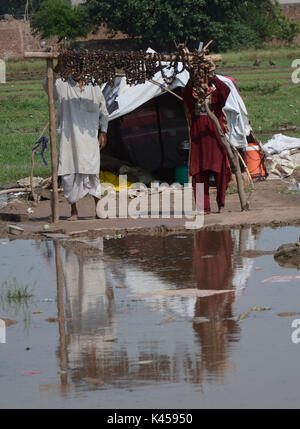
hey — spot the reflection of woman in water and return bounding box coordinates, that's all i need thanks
[193,230,240,382]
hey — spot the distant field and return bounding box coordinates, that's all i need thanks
[1,47,300,185]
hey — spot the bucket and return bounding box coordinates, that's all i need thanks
[243,144,267,179]
[175,164,189,185]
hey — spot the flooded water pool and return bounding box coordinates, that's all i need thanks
[0,226,300,409]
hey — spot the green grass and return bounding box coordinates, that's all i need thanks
[0,82,52,184]
[1,276,34,301]
[6,58,45,74]
[220,45,300,67]
[218,46,300,143]
[1,49,300,185]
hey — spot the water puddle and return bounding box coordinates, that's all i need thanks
[0,226,300,408]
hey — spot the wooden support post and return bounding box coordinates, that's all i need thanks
[204,101,249,211]
[47,58,59,223]
[55,241,68,389]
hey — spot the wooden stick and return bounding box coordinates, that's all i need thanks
[233,146,254,187]
[0,188,28,196]
[47,59,59,223]
[24,51,222,62]
[148,79,183,101]
[24,51,59,58]
[30,121,50,202]
[202,40,214,52]
[204,101,249,211]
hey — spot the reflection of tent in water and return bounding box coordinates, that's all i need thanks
[52,229,258,388]
[101,58,252,183]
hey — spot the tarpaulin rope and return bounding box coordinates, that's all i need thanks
[32,136,48,166]
[244,150,266,183]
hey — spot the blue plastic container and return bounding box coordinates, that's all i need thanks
[175,164,189,185]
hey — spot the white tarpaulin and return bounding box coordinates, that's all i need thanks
[217,75,252,148]
[264,133,300,155]
[105,67,189,120]
[103,51,251,149]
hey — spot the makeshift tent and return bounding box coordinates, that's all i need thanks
[24,47,251,221]
[101,65,252,182]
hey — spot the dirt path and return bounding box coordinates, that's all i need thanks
[0,179,299,239]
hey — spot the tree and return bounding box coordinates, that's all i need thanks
[83,0,299,51]
[30,0,92,41]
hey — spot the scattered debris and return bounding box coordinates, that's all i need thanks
[105,234,124,240]
[36,227,65,234]
[21,371,43,376]
[115,285,126,289]
[274,243,300,269]
[237,306,271,323]
[69,230,89,237]
[131,360,153,366]
[32,311,43,315]
[17,177,44,188]
[159,314,176,325]
[0,318,18,327]
[242,249,275,258]
[255,267,263,271]
[237,308,253,323]
[42,233,69,239]
[103,258,117,263]
[8,225,24,235]
[129,249,140,255]
[84,378,105,387]
[45,317,71,323]
[62,240,102,257]
[193,317,210,324]
[252,306,271,311]
[278,312,297,317]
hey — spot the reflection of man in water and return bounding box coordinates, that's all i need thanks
[193,230,240,381]
[63,238,116,380]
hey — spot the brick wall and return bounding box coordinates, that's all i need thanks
[282,4,300,22]
[0,18,41,60]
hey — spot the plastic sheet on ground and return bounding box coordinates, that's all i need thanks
[264,134,300,155]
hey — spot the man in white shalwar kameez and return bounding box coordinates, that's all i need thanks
[43,57,109,220]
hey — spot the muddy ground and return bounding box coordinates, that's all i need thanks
[0,179,299,240]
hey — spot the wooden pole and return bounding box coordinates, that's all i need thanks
[204,101,249,211]
[148,79,183,101]
[47,58,59,223]
[24,51,222,62]
[233,146,254,188]
[55,240,69,390]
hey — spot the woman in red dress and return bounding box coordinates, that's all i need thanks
[182,76,232,214]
